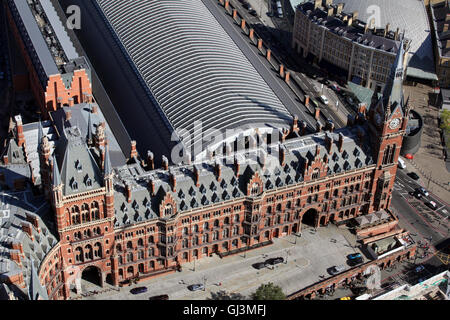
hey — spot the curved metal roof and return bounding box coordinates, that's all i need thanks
[96,0,292,152]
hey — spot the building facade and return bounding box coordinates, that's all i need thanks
[430,0,450,88]
[292,0,408,91]
[5,0,93,116]
[0,38,411,300]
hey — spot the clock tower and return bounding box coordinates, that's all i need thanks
[368,37,410,212]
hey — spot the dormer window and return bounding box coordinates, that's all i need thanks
[85,175,92,188]
[75,160,82,172]
[71,179,78,190]
[164,204,173,216]
[250,183,260,196]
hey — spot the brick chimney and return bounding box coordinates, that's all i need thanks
[130,140,138,159]
[257,39,263,50]
[162,155,169,170]
[279,64,285,77]
[65,110,72,121]
[91,105,98,114]
[325,133,333,154]
[149,179,156,196]
[338,132,344,152]
[315,107,321,120]
[26,212,40,230]
[279,145,286,166]
[337,3,344,14]
[21,221,33,240]
[249,28,254,40]
[15,115,25,147]
[10,250,21,265]
[241,19,246,30]
[301,121,307,136]
[316,121,323,132]
[215,161,222,182]
[169,169,176,192]
[147,151,154,170]
[11,241,24,255]
[305,95,310,106]
[266,49,271,61]
[125,183,132,203]
[285,72,290,83]
[292,114,299,133]
[193,165,200,187]
[234,156,240,178]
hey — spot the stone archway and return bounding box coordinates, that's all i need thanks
[301,208,318,228]
[81,265,103,289]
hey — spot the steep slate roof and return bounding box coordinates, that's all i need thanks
[112,124,374,228]
[54,126,103,196]
[382,39,405,117]
[95,0,292,153]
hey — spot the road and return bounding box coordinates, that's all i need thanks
[389,168,450,278]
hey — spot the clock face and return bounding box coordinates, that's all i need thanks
[389,118,400,129]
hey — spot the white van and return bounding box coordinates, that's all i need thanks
[398,157,406,169]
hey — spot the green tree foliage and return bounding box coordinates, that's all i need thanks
[251,282,286,300]
[441,109,450,133]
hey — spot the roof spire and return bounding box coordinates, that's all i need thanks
[28,259,49,300]
[51,155,62,187]
[104,143,113,177]
[87,105,93,144]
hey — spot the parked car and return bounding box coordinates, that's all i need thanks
[330,83,340,92]
[347,253,362,260]
[397,157,406,169]
[130,287,148,295]
[248,9,257,16]
[408,172,420,180]
[319,95,329,105]
[417,187,429,197]
[149,294,169,300]
[242,2,250,9]
[188,284,204,291]
[426,201,437,210]
[415,265,425,273]
[346,97,354,105]
[265,257,284,265]
[413,190,422,199]
[328,265,346,275]
[348,256,363,266]
[252,262,267,270]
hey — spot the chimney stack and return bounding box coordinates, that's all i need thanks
[126,183,132,203]
[147,151,154,170]
[65,110,72,121]
[338,132,344,152]
[279,145,286,166]
[315,107,321,120]
[169,169,176,192]
[162,155,169,170]
[91,105,98,114]
[193,165,200,187]
[130,140,138,159]
[301,121,307,136]
[292,114,299,133]
[325,133,333,154]
[215,161,222,182]
[15,115,25,147]
[149,179,156,196]
[234,156,240,178]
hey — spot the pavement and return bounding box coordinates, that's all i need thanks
[78,223,364,300]
[402,84,450,201]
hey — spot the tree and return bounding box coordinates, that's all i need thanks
[251,282,286,300]
[440,109,450,133]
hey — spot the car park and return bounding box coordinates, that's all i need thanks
[417,187,429,197]
[149,294,169,300]
[188,284,204,291]
[130,287,148,295]
[252,262,267,269]
[408,172,420,180]
[265,257,284,265]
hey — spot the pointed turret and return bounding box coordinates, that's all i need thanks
[104,144,113,177]
[51,156,61,187]
[382,37,406,117]
[28,259,48,300]
[86,106,93,145]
